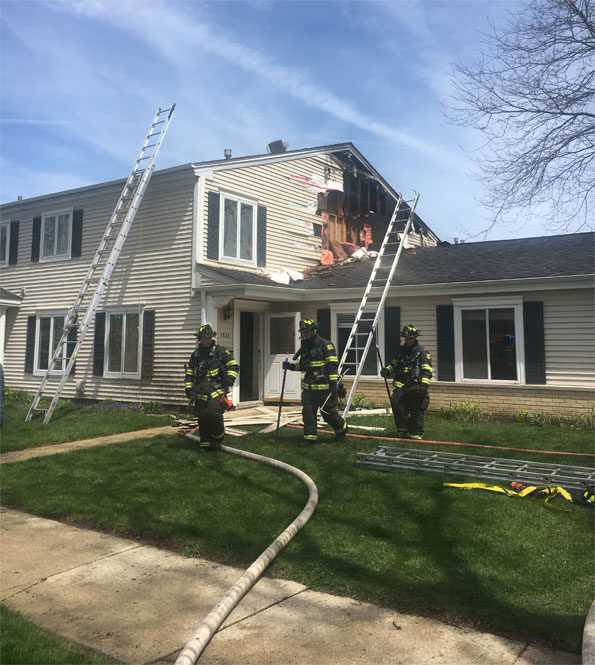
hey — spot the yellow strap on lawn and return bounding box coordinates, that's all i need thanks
[444,482,573,511]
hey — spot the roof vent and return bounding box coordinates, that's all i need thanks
[224,148,232,159]
[266,140,289,154]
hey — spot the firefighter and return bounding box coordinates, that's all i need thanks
[381,324,433,440]
[282,318,348,447]
[184,323,239,450]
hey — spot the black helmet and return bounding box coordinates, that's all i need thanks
[299,318,317,333]
[401,324,421,338]
[196,323,216,338]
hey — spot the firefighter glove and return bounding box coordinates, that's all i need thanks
[336,384,347,399]
[282,360,296,371]
[380,367,390,378]
[185,387,194,399]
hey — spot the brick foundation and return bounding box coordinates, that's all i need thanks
[347,380,595,418]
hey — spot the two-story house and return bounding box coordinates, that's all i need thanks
[1,142,593,417]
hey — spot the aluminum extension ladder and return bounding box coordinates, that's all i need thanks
[338,193,420,418]
[356,446,595,492]
[26,104,176,424]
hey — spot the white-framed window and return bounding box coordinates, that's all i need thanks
[219,192,257,266]
[0,220,10,266]
[34,311,68,374]
[331,305,384,377]
[104,309,142,378]
[453,297,525,383]
[41,209,72,261]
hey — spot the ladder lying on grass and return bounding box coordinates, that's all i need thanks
[26,104,176,424]
[338,193,420,419]
[356,446,595,492]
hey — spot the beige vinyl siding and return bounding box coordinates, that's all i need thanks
[536,290,595,387]
[202,155,334,273]
[0,168,199,405]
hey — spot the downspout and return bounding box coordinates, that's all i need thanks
[175,438,318,665]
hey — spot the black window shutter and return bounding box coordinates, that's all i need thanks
[524,301,546,384]
[93,312,105,376]
[384,306,400,365]
[71,209,83,258]
[25,315,36,373]
[67,325,77,375]
[141,310,155,380]
[257,205,267,267]
[207,192,220,260]
[316,308,331,340]
[436,305,455,381]
[8,220,19,265]
[31,216,41,262]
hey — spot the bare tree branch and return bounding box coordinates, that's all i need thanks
[446,0,595,234]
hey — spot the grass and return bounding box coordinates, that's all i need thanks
[0,605,119,665]
[0,402,173,453]
[1,412,593,653]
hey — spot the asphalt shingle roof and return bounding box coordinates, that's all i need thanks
[201,232,594,291]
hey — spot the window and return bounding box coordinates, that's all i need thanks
[41,210,72,260]
[453,298,525,383]
[0,221,9,266]
[220,194,256,265]
[333,309,380,376]
[105,310,141,378]
[34,313,67,373]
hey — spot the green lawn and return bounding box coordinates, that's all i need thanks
[0,402,173,452]
[0,605,119,665]
[1,413,592,653]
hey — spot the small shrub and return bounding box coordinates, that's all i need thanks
[351,393,368,409]
[529,412,550,427]
[513,410,529,423]
[4,387,30,403]
[439,400,490,422]
[576,406,595,431]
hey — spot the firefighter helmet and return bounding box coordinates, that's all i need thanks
[196,323,216,338]
[401,324,422,338]
[299,318,317,333]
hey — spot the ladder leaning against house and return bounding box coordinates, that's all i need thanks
[337,192,420,419]
[26,104,176,424]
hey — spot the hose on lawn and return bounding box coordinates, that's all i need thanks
[175,434,318,665]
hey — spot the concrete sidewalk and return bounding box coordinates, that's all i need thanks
[1,508,579,665]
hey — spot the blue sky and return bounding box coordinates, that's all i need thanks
[0,0,561,242]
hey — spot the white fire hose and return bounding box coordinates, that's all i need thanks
[175,434,319,665]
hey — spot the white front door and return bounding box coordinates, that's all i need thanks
[264,312,301,400]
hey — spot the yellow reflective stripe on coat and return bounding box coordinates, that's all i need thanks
[301,382,330,390]
[421,364,433,371]
[326,355,338,363]
[206,369,219,377]
[308,361,325,367]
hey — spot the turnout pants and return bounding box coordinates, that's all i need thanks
[390,385,430,436]
[302,389,345,442]
[195,396,225,448]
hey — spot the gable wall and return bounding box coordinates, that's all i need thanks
[202,156,339,273]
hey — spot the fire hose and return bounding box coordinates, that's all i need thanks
[175,433,318,665]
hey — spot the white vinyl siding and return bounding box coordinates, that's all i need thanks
[0,168,201,403]
[201,156,331,272]
[540,291,595,387]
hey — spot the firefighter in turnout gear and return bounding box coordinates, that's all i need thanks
[283,318,348,447]
[381,325,433,439]
[184,324,239,450]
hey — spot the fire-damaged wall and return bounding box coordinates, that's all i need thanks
[314,155,436,265]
